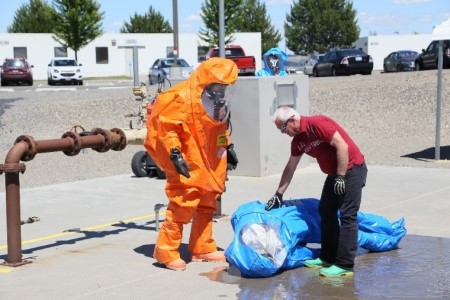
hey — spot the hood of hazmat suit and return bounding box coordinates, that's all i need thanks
[256,48,288,77]
[144,57,238,193]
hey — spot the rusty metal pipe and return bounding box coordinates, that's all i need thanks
[0,128,127,266]
[34,138,75,154]
[32,135,106,154]
[5,140,29,163]
[78,135,106,148]
[1,141,29,266]
[5,171,25,265]
[34,134,118,153]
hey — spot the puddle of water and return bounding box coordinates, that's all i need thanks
[201,235,450,299]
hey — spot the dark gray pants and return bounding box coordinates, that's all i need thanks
[318,163,368,270]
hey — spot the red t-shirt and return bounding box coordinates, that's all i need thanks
[291,115,365,175]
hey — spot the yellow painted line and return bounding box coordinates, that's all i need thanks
[0,212,165,250]
[0,268,12,273]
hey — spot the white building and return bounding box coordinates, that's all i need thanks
[0,32,436,78]
[0,32,262,81]
[353,34,433,70]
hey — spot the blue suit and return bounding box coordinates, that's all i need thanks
[256,48,288,76]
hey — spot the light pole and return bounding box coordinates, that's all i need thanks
[170,0,181,79]
[172,0,179,65]
[219,0,225,57]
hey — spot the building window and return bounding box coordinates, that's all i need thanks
[54,47,68,57]
[13,47,27,59]
[96,47,109,64]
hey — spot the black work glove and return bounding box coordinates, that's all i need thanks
[334,175,346,196]
[170,148,191,178]
[265,192,283,211]
[227,144,238,171]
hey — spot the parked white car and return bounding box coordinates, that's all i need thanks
[47,58,83,85]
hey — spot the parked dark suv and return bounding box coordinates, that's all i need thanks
[415,40,450,70]
[1,57,34,86]
[313,48,373,77]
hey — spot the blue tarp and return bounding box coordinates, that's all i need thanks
[224,199,407,278]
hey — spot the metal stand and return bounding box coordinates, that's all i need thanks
[154,203,167,231]
[213,196,229,222]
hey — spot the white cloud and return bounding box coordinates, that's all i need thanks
[357,12,402,25]
[180,10,202,33]
[185,10,202,22]
[107,21,123,32]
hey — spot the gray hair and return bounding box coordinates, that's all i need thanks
[272,106,299,123]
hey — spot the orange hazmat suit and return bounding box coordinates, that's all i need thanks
[144,57,238,264]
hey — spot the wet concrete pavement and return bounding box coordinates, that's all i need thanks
[1,163,449,299]
[206,235,450,299]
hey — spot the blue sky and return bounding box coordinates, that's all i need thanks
[1,0,449,39]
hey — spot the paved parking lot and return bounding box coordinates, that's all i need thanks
[0,79,138,93]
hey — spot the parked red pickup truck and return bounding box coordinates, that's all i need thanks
[207,45,256,76]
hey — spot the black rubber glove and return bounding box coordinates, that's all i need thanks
[227,144,238,171]
[170,148,191,178]
[334,175,346,195]
[265,192,283,211]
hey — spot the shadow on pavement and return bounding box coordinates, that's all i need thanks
[402,145,450,161]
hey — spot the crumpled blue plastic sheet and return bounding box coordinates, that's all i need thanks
[224,198,407,278]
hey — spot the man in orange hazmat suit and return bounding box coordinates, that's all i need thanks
[144,57,239,271]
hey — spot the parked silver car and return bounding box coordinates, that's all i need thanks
[148,58,193,85]
[285,60,306,74]
[303,54,323,76]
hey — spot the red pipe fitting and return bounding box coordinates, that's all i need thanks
[109,128,127,151]
[91,128,112,153]
[61,131,82,156]
[14,135,37,161]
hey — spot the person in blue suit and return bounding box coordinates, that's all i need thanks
[256,48,288,76]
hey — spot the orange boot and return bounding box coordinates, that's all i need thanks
[192,251,226,262]
[164,258,187,271]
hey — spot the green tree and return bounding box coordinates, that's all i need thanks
[52,0,104,61]
[120,6,172,33]
[198,0,244,47]
[284,0,360,54]
[236,0,281,54]
[7,0,58,33]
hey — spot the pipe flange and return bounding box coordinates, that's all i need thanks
[14,135,37,161]
[91,128,112,153]
[0,163,26,174]
[110,128,127,151]
[61,131,82,156]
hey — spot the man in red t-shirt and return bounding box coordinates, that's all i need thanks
[265,106,368,277]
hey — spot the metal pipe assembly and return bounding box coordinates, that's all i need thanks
[0,127,128,266]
